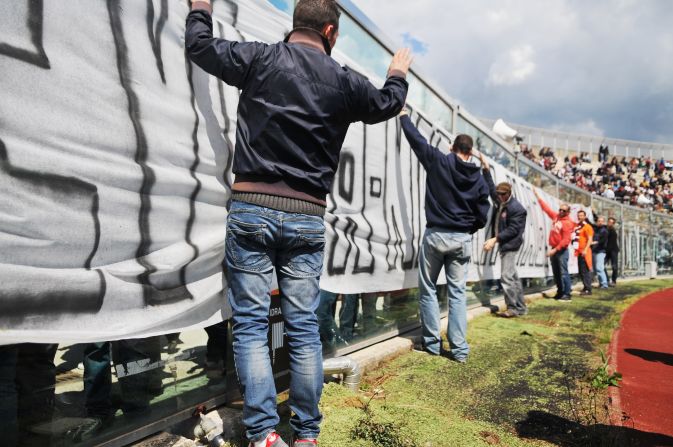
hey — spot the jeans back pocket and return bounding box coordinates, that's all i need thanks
[225,217,271,273]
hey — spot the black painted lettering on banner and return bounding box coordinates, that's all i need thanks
[146,0,168,83]
[0,0,50,69]
[0,139,105,319]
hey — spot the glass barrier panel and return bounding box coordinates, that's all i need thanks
[337,15,454,132]
[456,116,499,159]
[517,160,557,195]
[653,213,673,274]
[593,196,622,221]
[6,325,235,446]
[267,0,294,15]
[558,184,591,207]
[622,207,650,276]
[321,288,422,353]
[495,148,516,173]
[337,13,391,80]
[406,73,453,131]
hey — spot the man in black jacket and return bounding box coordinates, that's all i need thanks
[400,110,490,363]
[483,177,528,317]
[186,1,412,446]
[606,217,620,286]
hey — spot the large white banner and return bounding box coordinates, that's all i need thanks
[1,0,570,344]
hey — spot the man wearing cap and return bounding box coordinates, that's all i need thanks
[533,189,574,301]
[483,179,528,317]
[186,1,412,445]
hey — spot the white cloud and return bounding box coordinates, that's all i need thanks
[487,45,536,86]
[349,0,673,144]
[550,120,605,137]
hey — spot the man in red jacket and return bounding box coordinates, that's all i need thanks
[533,189,574,301]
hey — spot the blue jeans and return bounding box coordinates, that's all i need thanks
[417,228,471,360]
[595,252,608,288]
[226,200,324,441]
[317,291,359,346]
[83,342,112,418]
[550,248,572,296]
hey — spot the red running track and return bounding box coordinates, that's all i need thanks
[610,287,673,439]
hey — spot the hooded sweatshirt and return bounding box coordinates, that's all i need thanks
[400,115,490,233]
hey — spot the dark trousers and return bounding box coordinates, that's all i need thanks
[205,321,229,363]
[578,255,592,292]
[0,346,18,447]
[83,342,112,418]
[0,343,58,447]
[111,337,162,414]
[550,248,571,296]
[608,251,619,283]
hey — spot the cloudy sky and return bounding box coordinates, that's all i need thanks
[349,0,673,144]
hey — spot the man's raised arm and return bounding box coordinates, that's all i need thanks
[399,111,439,169]
[534,188,558,220]
[185,1,264,88]
[351,48,413,124]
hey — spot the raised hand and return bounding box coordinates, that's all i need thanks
[388,48,413,78]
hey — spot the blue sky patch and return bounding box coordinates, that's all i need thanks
[402,32,428,56]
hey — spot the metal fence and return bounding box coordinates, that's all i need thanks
[479,117,673,161]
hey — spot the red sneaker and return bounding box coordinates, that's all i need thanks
[249,432,288,447]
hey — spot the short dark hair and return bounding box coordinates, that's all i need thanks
[577,210,586,216]
[293,0,340,33]
[608,217,616,223]
[453,134,473,154]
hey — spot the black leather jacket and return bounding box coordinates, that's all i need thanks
[185,10,408,200]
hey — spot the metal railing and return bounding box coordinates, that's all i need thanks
[479,117,673,161]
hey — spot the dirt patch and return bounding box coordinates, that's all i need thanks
[574,306,612,321]
[479,430,502,445]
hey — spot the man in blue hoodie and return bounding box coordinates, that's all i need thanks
[400,110,490,363]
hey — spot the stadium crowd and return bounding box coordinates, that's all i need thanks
[520,144,673,213]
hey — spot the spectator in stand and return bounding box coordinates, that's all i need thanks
[602,184,615,199]
[593,216,609,289]
[531,146,673,214]
[573,210,594,296]
[533,189,574,301]
[606,217,620,286]
[637,190,652,206]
